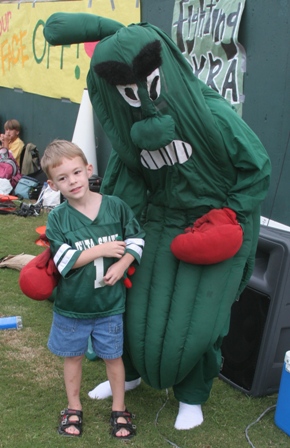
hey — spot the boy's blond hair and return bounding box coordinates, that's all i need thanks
[41,139,88,178]
[4,119,21,132]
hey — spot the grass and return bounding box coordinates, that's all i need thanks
[0,211,289,448]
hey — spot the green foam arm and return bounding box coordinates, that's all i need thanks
[44,12,124,45]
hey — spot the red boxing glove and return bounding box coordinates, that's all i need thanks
[170,208,243,265]
[123,266,136,288]
[19,248,60,300]
[34,247,52,268]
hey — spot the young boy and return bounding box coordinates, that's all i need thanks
[0,119,24,166]
[40,139,145,439]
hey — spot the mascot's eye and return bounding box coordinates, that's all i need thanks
[148,76,159,100]
[117,84,141,108]
[116,68,161,107]
[125,87,138,100]
[147,68,161,101]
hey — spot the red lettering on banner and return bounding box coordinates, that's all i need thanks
[0,11,12,36]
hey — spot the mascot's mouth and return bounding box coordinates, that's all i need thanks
[140,140,192,170]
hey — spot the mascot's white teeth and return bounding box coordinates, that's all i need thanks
[140,140,192,170]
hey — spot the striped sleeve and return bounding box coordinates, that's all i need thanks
[125,237,145,264]
[53,243,80,276]
[46,211,81,278]
[119,198,145,264]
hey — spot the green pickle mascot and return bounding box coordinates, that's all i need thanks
[44,13,271,429]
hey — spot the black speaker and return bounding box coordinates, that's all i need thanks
[220,224,290,396]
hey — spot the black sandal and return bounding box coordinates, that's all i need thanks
[110,409,136,440]
[58,408,83,437]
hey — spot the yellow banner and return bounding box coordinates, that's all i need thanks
[0,1,140,103]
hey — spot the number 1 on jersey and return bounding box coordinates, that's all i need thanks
[94,257,105,288]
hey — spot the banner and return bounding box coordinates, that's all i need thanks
[172,0,246,115]
[0,0,140,103]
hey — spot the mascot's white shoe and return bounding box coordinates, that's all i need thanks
[89,381,203,431]
[174,402,204,430]
[88,378,141,399]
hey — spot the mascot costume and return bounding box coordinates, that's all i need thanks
[44,13,271,430]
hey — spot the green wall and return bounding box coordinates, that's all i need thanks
[141,0,174,35]
[1,0,289,225]
[0,88,111,178]
[238,1,290,225]
[0,89,79,155]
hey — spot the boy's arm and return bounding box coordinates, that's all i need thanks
[101,199,146,286]
[72,240,126,269]
[46,211,126,276]
[0,133,9,148]
[103,253,135,286]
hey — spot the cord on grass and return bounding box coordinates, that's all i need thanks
[154,389,183,448]
[245,405,276,448]
[155,390,277,448]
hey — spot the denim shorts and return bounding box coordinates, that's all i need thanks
[47,312,123,359]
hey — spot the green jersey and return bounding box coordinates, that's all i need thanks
[46,194,145,318]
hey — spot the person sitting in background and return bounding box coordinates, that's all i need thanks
[0,119,24,166]
[0,146,22,191]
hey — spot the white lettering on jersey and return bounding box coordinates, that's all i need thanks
[97,233,119,245]
[75,238,95,251]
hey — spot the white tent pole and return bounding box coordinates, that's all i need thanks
[72,88,98,174]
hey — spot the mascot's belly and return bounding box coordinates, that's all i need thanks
[125,204,253,390]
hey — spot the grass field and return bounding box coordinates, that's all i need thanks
[0,211,289,448]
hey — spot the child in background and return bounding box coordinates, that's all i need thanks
[0,119,24,166]
[40,139,145,439]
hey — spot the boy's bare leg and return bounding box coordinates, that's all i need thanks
[104,357,131,438]
[88,377,141,399]
[62,355,83,435]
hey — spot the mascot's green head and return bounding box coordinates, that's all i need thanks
[44,12,216,168]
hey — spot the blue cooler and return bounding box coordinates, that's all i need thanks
[275,350,290,436]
